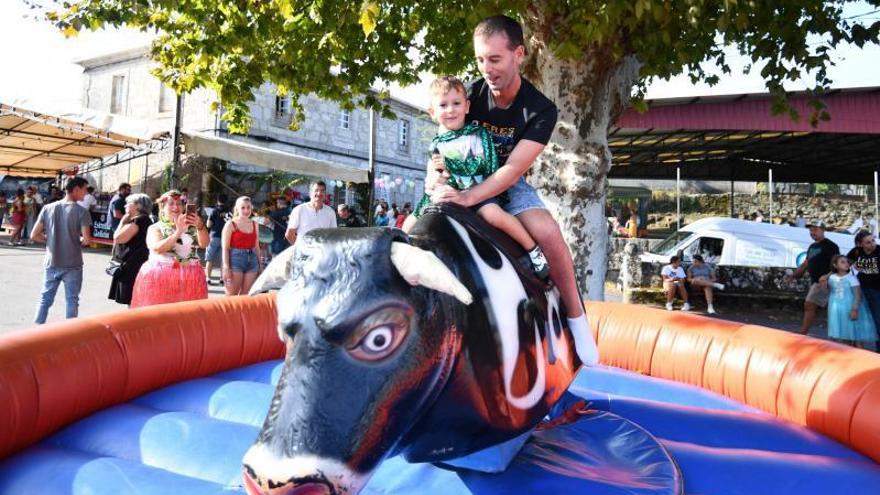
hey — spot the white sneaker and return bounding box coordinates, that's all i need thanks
[666,302,674,311]
[713,283,725,290]
[682,303,692,311]
[707,305,716,314]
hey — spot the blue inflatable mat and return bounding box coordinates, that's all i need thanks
[3,360,880,495]
[364,408,682,494]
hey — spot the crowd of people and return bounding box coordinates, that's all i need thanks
[12,175,385,324]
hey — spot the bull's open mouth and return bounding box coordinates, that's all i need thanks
[243,465,339,495]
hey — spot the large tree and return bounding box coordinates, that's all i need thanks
[48,0,880,298]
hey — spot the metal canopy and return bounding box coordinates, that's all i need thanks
[182,131,369,183]
[0,103,165,178]
[609,87,880,185]
[608,128,880,184]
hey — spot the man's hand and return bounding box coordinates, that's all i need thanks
[431,185,473,207]
[818,273,830,289]
[850,307,859,321]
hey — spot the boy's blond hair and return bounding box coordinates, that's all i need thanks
[430,75,467,98]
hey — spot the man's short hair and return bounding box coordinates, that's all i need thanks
[118,182,131,191]
[670,256,680,264]
[311,180,326,190]
[65,177,89,192]
[856,230,874,245]
[430,75,467,98]
[474,15,524,49]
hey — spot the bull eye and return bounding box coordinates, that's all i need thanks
[364,326,393,353]
[346,307,411,362]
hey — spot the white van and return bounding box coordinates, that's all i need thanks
[641,217,855,268]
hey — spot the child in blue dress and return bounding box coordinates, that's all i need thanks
[827,255,877,349]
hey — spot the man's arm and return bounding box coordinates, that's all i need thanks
[432,139,547,207]
[30,219,46,243]
[285,206,299,243]
[80,225,93,246]
[112,200,124,220]
[793,257,809,278]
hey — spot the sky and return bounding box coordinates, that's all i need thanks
[1,0,879,111]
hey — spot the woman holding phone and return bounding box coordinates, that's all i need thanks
[130,189,209,307]
[221,196,262,296]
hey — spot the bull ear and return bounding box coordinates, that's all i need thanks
[390,242,473,305]
[249,245,296,295]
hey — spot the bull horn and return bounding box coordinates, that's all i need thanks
[390,242,473,305]
[249,245,296,295]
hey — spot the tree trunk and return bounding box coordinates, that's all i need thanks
[524,46,641,301]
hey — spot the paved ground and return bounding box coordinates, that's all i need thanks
[0,234,226,335]
[0,232,833,342]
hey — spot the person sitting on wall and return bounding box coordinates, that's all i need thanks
[686,254,726,315]
[662,255,691,312]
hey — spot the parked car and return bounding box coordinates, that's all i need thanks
[641,217,855,268]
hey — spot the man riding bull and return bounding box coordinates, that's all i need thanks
[428,15,595,362]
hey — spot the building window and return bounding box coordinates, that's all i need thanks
[110,75,126,114]
[158,83,175,113]
[275,95,290,117]
[397,120,409,150]
[339,109,351,129]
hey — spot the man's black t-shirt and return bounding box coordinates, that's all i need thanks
[109,194,126,231]
[847,246,880,290]
[806,238,840,283]
[208,207,227,239]
[466,78,558,166]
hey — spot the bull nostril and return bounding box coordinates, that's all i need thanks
[286,484,332,495]
[242,468,268,495]
[242,468,334,495]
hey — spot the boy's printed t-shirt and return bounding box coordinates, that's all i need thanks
[413,124,501,217]
[433,123,498,190]
[466,77,558,166]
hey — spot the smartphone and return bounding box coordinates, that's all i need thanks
[186,204,198,216]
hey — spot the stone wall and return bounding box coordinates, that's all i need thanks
[617,241,809,307]
[607,237,662,273]
[650,192,874,231]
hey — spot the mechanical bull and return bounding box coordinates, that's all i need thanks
[243,204,598,495]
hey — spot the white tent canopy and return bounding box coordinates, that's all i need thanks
[181,131,368,183]
[0,99,167,177]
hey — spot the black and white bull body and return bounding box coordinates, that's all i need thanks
[243,204,591,495]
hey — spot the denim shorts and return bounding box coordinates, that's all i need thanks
[230,248,259,273]
[503,177,546,216]
[205,237,222,264]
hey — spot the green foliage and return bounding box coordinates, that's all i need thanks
[45,0,880,131]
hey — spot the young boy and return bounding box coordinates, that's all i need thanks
[404,75,550,280]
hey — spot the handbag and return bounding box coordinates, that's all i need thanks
[105,243,123,276]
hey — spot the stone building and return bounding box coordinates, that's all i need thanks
[75,46,433,209]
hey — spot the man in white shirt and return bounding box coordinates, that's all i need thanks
[661,255,691,311]
[77,186,97,211]
[285,181,337,245]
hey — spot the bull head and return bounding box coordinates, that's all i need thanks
[243,228,470,495]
